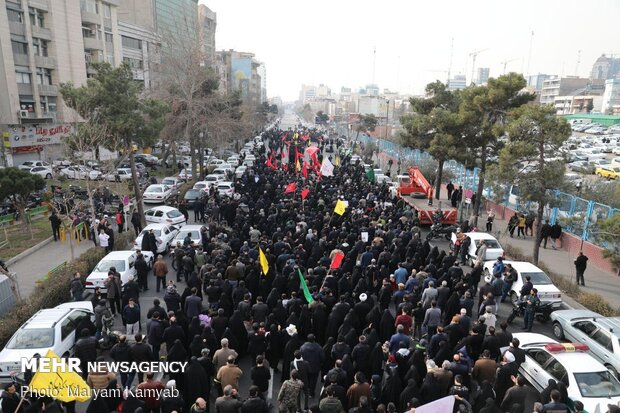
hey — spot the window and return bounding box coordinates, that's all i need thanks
[7,8,23,23]
[544,357,568,385]
[121,35,142,50]
[40,96,56,112]
[36,68,52,85]
[11,40,27,55]
[105,53,114,65]
[29,7,44,27]
[526,349,552,366]
[103,3,111,18]
[574,321,598,336]
[80,0,97,14]
[104,32,113,43]
[60,318,75,341]
[591,329,613,351]
[15,66,31,84]
[123,57,143,69]
[19,95,35,112]
[82,26,96,39]
[32,38,48,57]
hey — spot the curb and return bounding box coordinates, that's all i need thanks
[6,236,54,266]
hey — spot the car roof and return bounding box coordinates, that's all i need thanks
[148,206,177,212]
[23,307,83,329]
[595,317,620,337]
[146,184,165,189]
[465,232,499,241]
[162,176,178,181]
[218,182,233,186]
[177,225,203,232]
[101,251,136,260]
[142,223,169,230]
[496,260,543,272]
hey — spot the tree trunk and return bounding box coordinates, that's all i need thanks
[532,201,544,265]
[435,159,444,200]
[129,153,145,227]
[473,145,487,228]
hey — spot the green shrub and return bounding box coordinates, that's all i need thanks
[0,245,106,347]
[502,244,620,315]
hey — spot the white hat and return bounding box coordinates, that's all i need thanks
[104,215,109,219]
[504,351,515,363]
[128,274,134,281]
[286,324,297,336]
[359,293,367,302]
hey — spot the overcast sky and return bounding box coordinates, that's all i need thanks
[200,0,620,101]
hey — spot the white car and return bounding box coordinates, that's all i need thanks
[515,332,620,413]
[451,232,504,266]
[178,169,193,182]
[85,250,154,292]
[60,165,101,180]
[170,224,204,252]
[206,159,225,171]
[104,168,132,182]
[211,167,229,178]
[29,166,54,179]
[350,155,362,164]
[133,223,180,254]
[0,302,94,378]
[161,177,182,193]
[195,176,223,191]
[18,160,50,171]
[218,163,234,172]
[226,156,239,166]
[235,166,247,179]
[144,206,186,226]
[242,158,255,167]
[483,260,562,307]
[217,182,235,197]
[143,184,173,204]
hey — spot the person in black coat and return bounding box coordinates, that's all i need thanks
[135,251,150,291]
[281,331,302,383]
[74,328,98,379]
[495,352,519,403]
[184,357,210,411]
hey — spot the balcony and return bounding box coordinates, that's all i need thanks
[31,25,52,40]
[81,10,99,25]
[9,21,25,36]
[12,54,29,67]
[28,0,48,11]
[103,18,112,31]
[17,83,33,95]
[34,55,56,68]
[132,69,145,80]
[38,84,58,96]
[83,37,103,51]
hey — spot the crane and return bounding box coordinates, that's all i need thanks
[469,48,488,84]
[501,58,519,74]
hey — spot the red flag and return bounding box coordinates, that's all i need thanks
[284,182,296,194]
[301,162,308,179]
[301,188,310,200]
[330,252,345,269]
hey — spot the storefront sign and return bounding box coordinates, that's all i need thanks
[3,124,73,148]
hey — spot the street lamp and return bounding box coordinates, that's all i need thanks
[385,99,390,141]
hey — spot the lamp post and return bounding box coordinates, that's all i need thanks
[385,99,390,141]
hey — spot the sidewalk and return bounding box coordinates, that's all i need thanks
[11,238,92,299]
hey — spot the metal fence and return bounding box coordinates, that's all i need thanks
[358,133,618,247]
[0,274,16,317]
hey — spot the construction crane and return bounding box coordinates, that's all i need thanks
[501,58,519,74]
[469,48,488,84]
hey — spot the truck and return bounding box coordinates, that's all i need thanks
[397,166,457,225]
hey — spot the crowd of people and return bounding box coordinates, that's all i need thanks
[3,125,595,413]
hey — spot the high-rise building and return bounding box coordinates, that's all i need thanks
[476,67,490,85]
[526,74,552,91]
[216,50,264,107]
[198,4,216,66]
[540,77,597,105]
[601,79,620,115]
[118,21,161,89]
[448,74,467,90]
[118,0,198,44]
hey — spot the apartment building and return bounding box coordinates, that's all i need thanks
[216,49,264,107]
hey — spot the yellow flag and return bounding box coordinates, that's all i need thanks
[334,155,340,167]
[259,247,269,275]
[296,157,301,172]
[334,199,347,216]
[28,350,91,402]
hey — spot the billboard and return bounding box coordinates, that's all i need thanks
[231,57,252,99]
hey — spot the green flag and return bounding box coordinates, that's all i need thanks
[298,269,315,304]
[366,167,375,183]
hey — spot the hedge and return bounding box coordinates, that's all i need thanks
[502,244,620,317]
[0,231,136,347]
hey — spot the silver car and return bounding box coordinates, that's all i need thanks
[550,309,620,378]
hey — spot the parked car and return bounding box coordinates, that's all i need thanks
[451,232,504,266]
[104,168,133,182]
[595,166,620,179]
[568,160,596,174]
[177,169,193,182]
[483,260,562,307]
[18,161,51,171]
[144,206,186,226]
[29,166,53,179]
[133,223,179,254]
[143,184,174,204]
[161,177,182,193]
[203,174,224,187]
[217,182,235,198]
[85,250,154,292]
[170,224,204,252]
[60,165,101,180]
[0,302,95,378]
[235,165,247,179]
[226,156,239,167]
[515,332,620,413]
[551,309,620,378]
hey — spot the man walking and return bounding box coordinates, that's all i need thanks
[523,288,540,332]
[49,211,61,241]
[540,220,552,248]
[70,272,84,302]
[131,210,142,236]
[550,221,562,250]
[153,255,168,293]
[122,297,141,335]
[574,251,588,286]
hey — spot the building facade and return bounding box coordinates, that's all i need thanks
[540,77,592,105]
[601,79,620,115]
[448,74,466,90]
[476,67,490,85]
[216,49,264,107]
[198,4,216,66]
[118,21,161,89]
[590,54,620,80]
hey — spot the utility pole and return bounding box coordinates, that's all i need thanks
[385,100,390,141]
[526,31,534,75]
[372,46,376,85]
[447,37,454,86]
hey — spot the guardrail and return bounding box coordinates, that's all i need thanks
[0,206,49,225]
[38,261,67,283]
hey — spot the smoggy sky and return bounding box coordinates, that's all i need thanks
[200,0,620,101]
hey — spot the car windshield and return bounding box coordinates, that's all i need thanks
[6,328,54,349]
[521,271,552,285]
[218,185,231,190]
[185,190,200,199]
[140,229,161,237]
[162,179,175,185]
[148,187,163,193]
[574,371,620,397]
[177,230,198,240]
[94,259,126,272]
[167,210,182,218]
[476,239,501,249]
